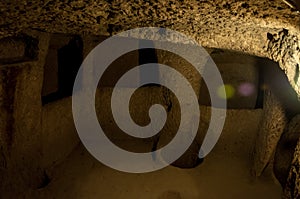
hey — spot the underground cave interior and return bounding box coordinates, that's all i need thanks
[0,32,299,199]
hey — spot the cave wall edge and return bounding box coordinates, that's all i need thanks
[0,30,50,196]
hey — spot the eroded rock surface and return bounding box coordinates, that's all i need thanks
[0,31,49,197]
[253,90,287,176]
[1,0,300,99]
[275,115,300,187]
[283,137,300,198]
[266,29,300,101]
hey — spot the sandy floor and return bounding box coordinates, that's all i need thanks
[34,143,281,199]
[33,109,282,199]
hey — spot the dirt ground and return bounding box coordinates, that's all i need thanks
[31,109,282,199]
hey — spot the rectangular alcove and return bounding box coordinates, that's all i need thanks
[42,34,83,105]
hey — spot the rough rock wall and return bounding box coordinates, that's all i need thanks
[0,31,49,196]
[1,0,300,97]
[284,136,300,198]
[266,29,300,100]
[275,115,300,189]
[252,90,287,176]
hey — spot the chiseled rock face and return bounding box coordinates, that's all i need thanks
[283,136,300,199]
[0,0,300,97]
[0,0,299,93]
[252,90,287,177]
[0,31,49,196]
[252,54,300,180]
[266,29,300,101]
[274,115,300,187]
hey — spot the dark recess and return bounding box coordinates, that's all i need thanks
[138,39,160,87]
[0,34,39,65]
[42,35,83,105]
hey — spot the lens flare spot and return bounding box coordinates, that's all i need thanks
[238,83,255,96]
[261,83,269,90]
[217,84,235,99]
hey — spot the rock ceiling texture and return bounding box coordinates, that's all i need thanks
[1,0,300,98]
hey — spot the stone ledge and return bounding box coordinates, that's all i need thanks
[0,35,39,65]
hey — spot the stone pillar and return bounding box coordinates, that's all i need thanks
[0,31,49,196]
[155,45,204,168]
[274,115,300,187]
[283,137,300,198]
[252,89,287,176]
